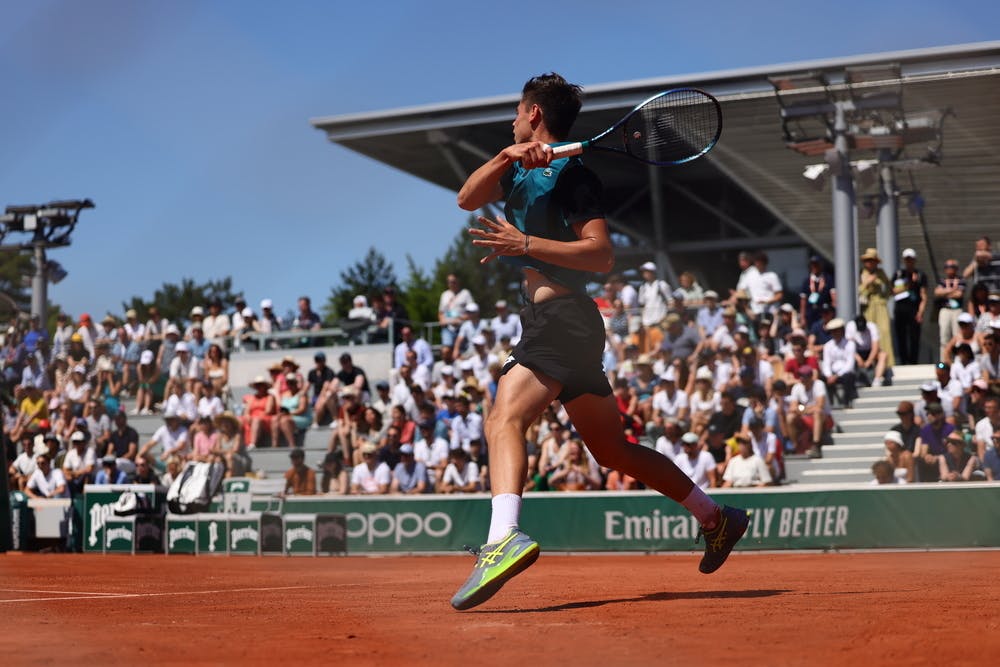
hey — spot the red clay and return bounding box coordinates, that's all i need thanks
[2,550,997,666]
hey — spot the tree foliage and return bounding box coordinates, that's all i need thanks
[0,248,32,321]
[322,247,399,323]
[121,277,243,325]
[430,217,523,311]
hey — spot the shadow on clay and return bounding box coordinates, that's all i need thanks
[487,588,792,613]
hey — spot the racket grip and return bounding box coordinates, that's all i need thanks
[550,142,584,158]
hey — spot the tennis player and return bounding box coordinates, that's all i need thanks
[450,73,748,611]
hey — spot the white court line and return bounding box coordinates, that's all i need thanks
[0,589,121,596]
[0,584,313,604]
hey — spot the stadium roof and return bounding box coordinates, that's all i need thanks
[311,42,1000,285]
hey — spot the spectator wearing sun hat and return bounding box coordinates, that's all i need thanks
[240,375,277,449]
[858,247,896,368]
[350,442,391,494]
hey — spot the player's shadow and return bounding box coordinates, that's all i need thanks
[492,589,791,614]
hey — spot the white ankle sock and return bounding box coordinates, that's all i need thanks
[680,486,720,528]
[487,493,522,543]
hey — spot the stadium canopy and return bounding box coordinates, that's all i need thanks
[311,42,1000,288]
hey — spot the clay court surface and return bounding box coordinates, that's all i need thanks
[2,550,997,666]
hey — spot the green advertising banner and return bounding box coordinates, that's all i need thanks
[82,484,162,553]
[283,484,1000,553]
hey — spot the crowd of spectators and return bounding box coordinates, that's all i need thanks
[4,237,1000,501]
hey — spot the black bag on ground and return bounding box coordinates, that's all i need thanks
[166,461,225,514]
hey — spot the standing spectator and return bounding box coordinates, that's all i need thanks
[391,443,429,494]
[892,248,929,365]
[799,254,836,329]
[935,258,967,361]
[133,349,160,416]
[282,448,316,496]
[821,318,858,408]
[746,252,783,316]
[961,236,1000,289]
[721,435,772,487]
[731,251,759,305]
[258,298,283,347]
[858,247,896,368]
[201,299,231,348]
[637,262,671,350]
[438,274,473,348]
[51,313,75,359]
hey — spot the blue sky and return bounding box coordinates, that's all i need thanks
[0,0,995,321]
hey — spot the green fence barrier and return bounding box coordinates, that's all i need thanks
[283,484,1000,553]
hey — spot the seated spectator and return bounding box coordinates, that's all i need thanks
[62,365,91,417]
[821,318,857,408]
[241,375,277,449]
[93,455,127,485]
[282,448,316,497]
[672,431,717,490]
[951,344,981,396]
[721,434,772,487]
[168,342,201,394]
[747,416,780,482]
[413,418,450,487]
[162,378,197,424]
[979,333,1000,395]
[214,411,250,478]
[807,303,836,356]
[319,451,348,495]
[870,459,900,485]
[139,410,189,462]
[307,352,336,425]
[696,290,724,339]
[915,402,952,482]
[939,432,982,482]
[650,366,689,432]
[62,431,96,495]
[659,313,700,363]
[965,379,990,428]
[191,415,222,463]
[90,357,121,416]
[196,381,225,420]
[438,446,481,493]
[687,366,720,435]
[132,455,160,485]
[161,455,184,488]
[547,439,602,491]
[654,421,684,460]
[707,390,744,442]
[846,314,887,387]
[882,431,914,483]
[24,453,69,499]
[983,432,1000,481]
[788,367,832,458]
[391,443,429,494]
[890,401,920,453]
[133,349,160,416]
[8,431,40,491]
[272,374,312,448]
[973,395,1000,461]
[202,343,229,397]
[84,398,113,454]
[350,442,391,494]
[783,337,819,386]
[932,362,964,423]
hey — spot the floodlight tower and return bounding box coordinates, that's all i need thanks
[0,199,94,324]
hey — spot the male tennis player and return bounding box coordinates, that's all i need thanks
[450,73,749,611]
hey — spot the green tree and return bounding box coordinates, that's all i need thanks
[121,277,243,325]
[323,247,399,323]
[0,248,32,321]
[399,255,437,326]
[431,217,523,312]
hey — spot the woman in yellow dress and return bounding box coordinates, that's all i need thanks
[858,248,896,368]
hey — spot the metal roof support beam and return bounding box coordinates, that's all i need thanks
[875,149,900,285]
[428,131,501,219]
[662,179,758,239]
[658,235,803,253]
[831,103,859,320]
[648,165,679,286]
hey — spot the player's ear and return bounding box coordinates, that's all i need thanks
[528,103,543,126]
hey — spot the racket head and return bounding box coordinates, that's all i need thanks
[615,88,722,166]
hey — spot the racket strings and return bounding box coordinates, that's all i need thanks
[623,90,720,164]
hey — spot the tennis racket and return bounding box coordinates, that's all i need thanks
[550,88,722,166]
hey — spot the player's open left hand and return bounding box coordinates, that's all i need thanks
[469,215,527,264]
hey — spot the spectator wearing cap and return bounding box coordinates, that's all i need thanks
[950,344,980,398]
[890,400,921,451]
[915,402,953,482]
[134,349,160,416]
[770,303,798,347]
[489,299,522,347]
[185,306,205,340]
[351,442,391,494]
[637,262,672,345]
[881,431,914,484]
[66,330,89,371]
[660,312,700,364]
[651,365,689,434]
[799,254,835,329]
[931,361,964,423]
[235,306,261,351]
[821,318,857,408]
[944,313,980,365]
[162,378,197,424]
[452,301,488,358]
[708,308,738,353]
[75,313,98,358]
[673,431,718,490]
[390,443,429,494]
[450,395,483,453]
[846,313,888,388]
[186,324,210,361]
[891,248,929,365]
[370,380,391,416]
[230,297,248,335]
[62,430,96,495]
[282,448,316,497]
[258,299,283,345]
[696,290,724,339]
[438,273,474,348]
[240,376,277,449]
[688,366,721,436]
[93,455,127,485]
[467,333,498,388]
[120,308,145,392]
[807,303,837,357]
[393,325,433,370]
[934,258,967,360]
[858,247,897,369]
[51,312,75,359]
[168,341,202,394]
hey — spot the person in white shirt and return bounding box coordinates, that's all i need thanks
[25,454,69,499]
[637,261,672,330]
[973,395,1000,461]
[732,252,760,306]
[745,252,784,315]
[654,422,685,460]
[201,299,232,347]
[651,366,689,429]
[722,435,772,487]
[350,443,391,494]
[438,274,474,348]
[490,300,522,346]
[672,432,717,490]
[168,342,202,393]
[139,411,190,461]
[439,447,481,493]
[821,318,858,408]
[788,367,832,459]
[450,396,484,452]
[747,416,780,481]
[413,420,450,486]
[845,314,887,387]
[62,431,96,495]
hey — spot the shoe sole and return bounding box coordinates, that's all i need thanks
[451,544,540,611]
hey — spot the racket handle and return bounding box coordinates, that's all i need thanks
[549,142,584,158]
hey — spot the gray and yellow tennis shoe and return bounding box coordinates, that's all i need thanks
[450,528,540,610]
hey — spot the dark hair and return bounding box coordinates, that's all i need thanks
[522,73,582,141]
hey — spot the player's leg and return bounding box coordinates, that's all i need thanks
[450,363,558,611]
[564,391,749,574]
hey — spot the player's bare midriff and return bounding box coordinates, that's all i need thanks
[524,267,574,303]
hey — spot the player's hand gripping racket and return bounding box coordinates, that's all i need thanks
[550,88,722,166]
